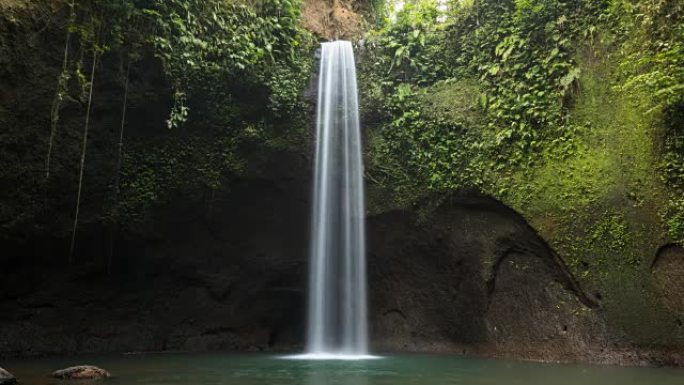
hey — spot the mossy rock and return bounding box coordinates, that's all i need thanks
[52,365,110,380]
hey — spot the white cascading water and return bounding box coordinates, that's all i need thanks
[303,40,371,359]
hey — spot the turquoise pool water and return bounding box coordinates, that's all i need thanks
[4,352,683,385]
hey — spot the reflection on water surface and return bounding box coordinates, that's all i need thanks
[5,353,683,385]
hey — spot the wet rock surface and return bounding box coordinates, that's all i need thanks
[368,197,600,355]
[0,367,16,385]
[652,244,684,315]
[1,184,682,366]
[52,366,110,380]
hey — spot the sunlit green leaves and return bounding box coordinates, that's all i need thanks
[611,0,684,243]
[559,67,581,90]
[361,0,611,204]
[369,0,449,85]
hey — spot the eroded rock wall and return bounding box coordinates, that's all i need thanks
[300,0,373,40]
[4,182,682,365]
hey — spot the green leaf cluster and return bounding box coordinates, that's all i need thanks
[141,0,310,128]
[361,0,604,205]
[362,0,684,247]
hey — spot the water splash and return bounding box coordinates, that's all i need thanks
[306,40,369,358]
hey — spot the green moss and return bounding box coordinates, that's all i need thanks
[358,0,684,347]
[470,43,678,343]
[663,201,684,244]
[502,47,660,218]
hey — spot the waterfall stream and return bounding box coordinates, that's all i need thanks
[304,40,371,359]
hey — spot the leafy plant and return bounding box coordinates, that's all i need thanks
[142,0,307,128]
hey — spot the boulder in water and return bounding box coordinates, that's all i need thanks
[52,365,110,380]
[0,367,16,385]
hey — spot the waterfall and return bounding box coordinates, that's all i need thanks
[305,40,370,358]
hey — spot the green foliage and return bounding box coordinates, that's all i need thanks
[661,131,684,243]
[142,0,309,128]
[448,0,604,164]
[369,0,450,85]
[660,101,684,244]
[614,0,684,112]
[361,0,605,207]
[361,1,480,204]
[503,45,658,218]
[118,134,245,223]
[45,0,145,133]
[103,0,313,222]
[264,41,315,119]
[371,81,484,190]
[365,79,491,201]
[2,0,315,237]
[611,0,684,243]
[361,0,683,304]
[555,210,639,284]
[591,213,633,261]
[362,0,684,247]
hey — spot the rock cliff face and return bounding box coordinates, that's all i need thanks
[367,197,682,365]
[1,0,683,366]
[300,0,372,40]
[652,244,684,316]
[1,143,682,364]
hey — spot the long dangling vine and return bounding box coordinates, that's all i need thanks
[45,0,76,182]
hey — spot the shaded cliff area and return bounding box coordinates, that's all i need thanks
[3,168,683,365]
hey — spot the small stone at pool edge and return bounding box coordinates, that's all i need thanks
[0,367,17,385]
[52,365,110,380]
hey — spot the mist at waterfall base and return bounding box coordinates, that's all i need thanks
[288,41,375,360]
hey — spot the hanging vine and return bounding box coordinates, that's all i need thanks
[68,45,99,263]
[107,54,131,273]
[45,0,76,181]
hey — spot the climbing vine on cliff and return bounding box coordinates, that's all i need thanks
[361,0,604,202]
[612,0,684,244]
[362,0,684,272]
[142,0,310,128]
[114,0,315,222]
[0,0,315,257]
